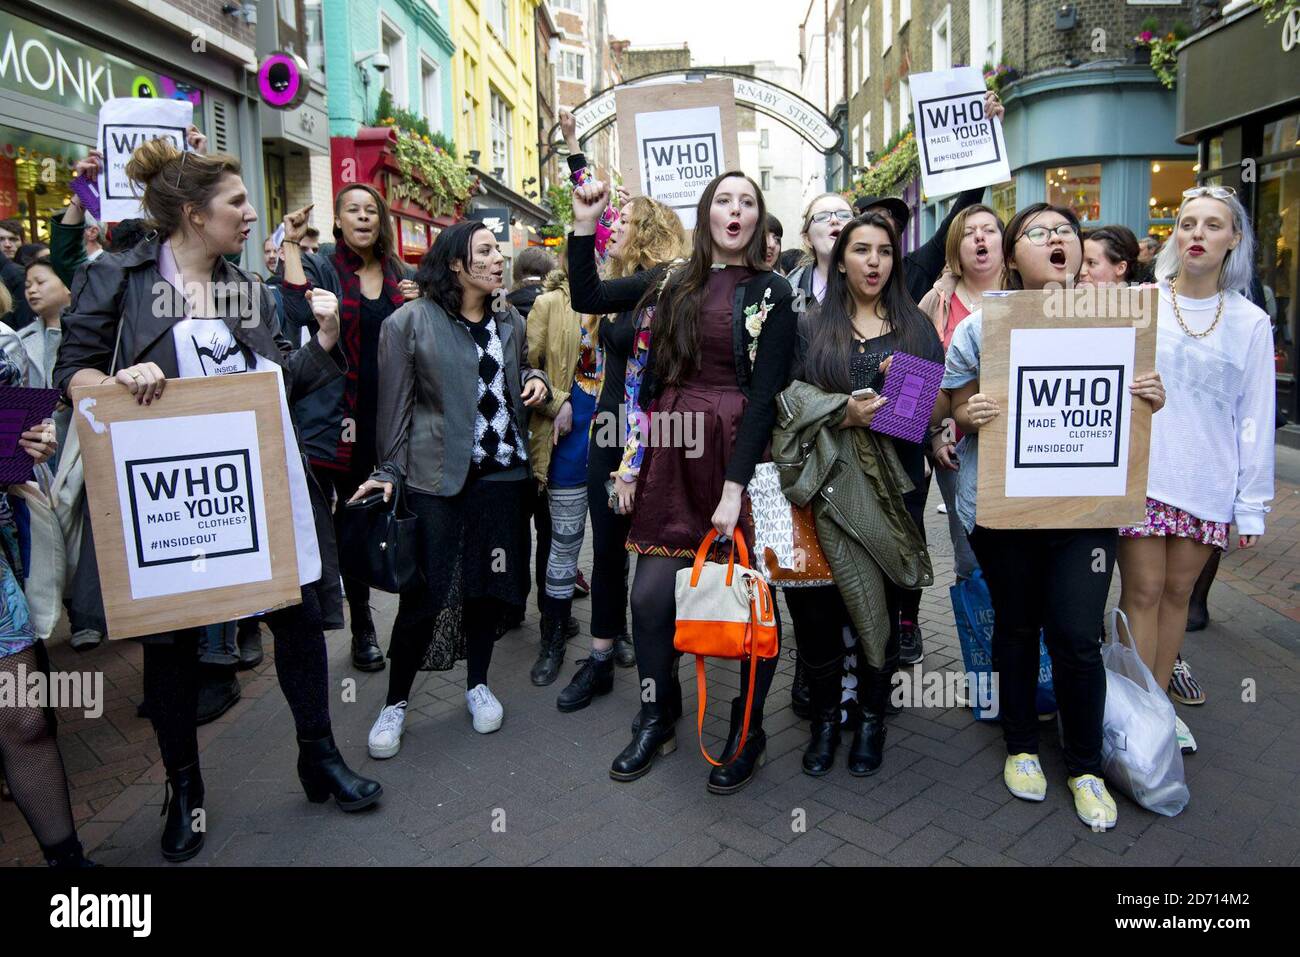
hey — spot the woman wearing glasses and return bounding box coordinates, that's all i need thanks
[942,203,1166,830]
[787,195,855,307]
[1117,186,1273,756]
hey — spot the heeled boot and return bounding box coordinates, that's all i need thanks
[160,761,205,863]
[631,669,682,733]
[790,653,812,719]
[707,697,767,795]
[802,658,842,777]
[610,703,676,782]
[530,614,567,686]
[297,733,383,811]
[847,664,892,777]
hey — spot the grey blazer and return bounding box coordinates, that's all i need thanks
[371,297,550,496]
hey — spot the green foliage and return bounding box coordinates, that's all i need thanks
[391,131,475,217]
[982,62,1019,95]
[541,183,573,239]
[846,127,918,203]
[1257,0,1300,23]
[374,87,457,158]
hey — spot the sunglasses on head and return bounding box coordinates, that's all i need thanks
[1182,185,1237,200]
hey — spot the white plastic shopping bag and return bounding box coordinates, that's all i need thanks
[1101,608,1189,816]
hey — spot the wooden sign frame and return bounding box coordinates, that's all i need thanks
[615,78,740,220]
[71,371,301,639]
[975,288,1157,529]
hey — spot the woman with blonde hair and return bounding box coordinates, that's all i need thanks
[786,192,855,306]
[1118,187,1273,755]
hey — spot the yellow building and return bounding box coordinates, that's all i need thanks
[449,0,541,198]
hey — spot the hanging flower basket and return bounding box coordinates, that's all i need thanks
[390,129,477,218]
[846,129,919,203]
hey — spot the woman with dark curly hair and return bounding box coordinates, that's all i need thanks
[352,220,550,760]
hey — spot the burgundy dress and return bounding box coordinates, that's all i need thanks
[627,266,757,558]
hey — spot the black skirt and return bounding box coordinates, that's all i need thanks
[401,476,530,671]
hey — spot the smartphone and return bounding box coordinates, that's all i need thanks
[850,387,878,400]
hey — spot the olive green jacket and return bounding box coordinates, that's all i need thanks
[772,379,933,667]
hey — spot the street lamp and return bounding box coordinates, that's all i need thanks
[354,50,391,125]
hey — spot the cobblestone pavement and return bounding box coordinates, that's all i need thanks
[3,463,1298,867]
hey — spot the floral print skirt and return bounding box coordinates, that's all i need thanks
[1120,497,1229,551]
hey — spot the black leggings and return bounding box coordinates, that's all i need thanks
[630,554,780,726]
[898,476,930,626]
[968,525,1114,778]
[586,447,632,640]
[786,583,899,715]
[0,644,75,848]
[312,463,375,627]
[387,597,501,702]
[143,586,332,772]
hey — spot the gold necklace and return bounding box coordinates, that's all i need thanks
[1170,277,1225,339]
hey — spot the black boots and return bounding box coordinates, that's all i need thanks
[41,833,95,868]
[557,655,615,712]
[161,761,205,863]
[790,653,812,719]
[530,614,567,686]
[610,703,677,781]
[847,665,892,776]
[236,618,264,670]
[1186,549,1220,632]
[802,658,842,777]
[297,733,383,811]
[632,669,682,733]
[707,698,766,795]
[195,666,241,726]
[350,606,385,672]
[613,632,636,668]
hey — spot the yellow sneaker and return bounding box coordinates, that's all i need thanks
[1069,774,1118,831]
[1004,753,1047,802]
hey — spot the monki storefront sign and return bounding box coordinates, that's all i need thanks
[0,14,202,111]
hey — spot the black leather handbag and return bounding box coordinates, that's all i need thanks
[336,483,423,593]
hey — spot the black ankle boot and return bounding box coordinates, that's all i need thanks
[195,666,241,726]
[161,761,205,863]
[41,833,96,868]
[847,708,886,776]
[708,698,766,795]
[350,606,385,672]
[802,705,840,777]
[790,654,812,719]
[631,670,682,733]
[613,632,636,668]
[236,618,264,670]
[557,655,615,712]
[530,614,566,686]
[610,704,676,781]
[297,733,383,811]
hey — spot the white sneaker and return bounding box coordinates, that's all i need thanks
[466,684,503,734]
[368,701,407,759]
[936,503,948,514]
[1175,715,1197,754]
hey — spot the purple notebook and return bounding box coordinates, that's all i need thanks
[870,352,945,444]
[0,386,60,484]
[71,175,101,222]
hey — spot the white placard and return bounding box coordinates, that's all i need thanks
[110,410,272,599]
[1004,326,1136,498]
[634,106,724,229]
[909,67,1009,197]
[98,97,194,222]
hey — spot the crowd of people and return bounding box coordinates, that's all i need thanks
[0,89,1275,865]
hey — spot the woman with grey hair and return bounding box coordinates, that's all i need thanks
[1117,186,1275,757]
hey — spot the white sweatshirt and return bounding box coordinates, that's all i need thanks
[1148,281,1275,535]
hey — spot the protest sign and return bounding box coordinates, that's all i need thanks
[909,67,1009,197]
[976,288,1156,529]
[616,79,739,230]
[72,372,300,638]
[0,386,59,484]
[97,97,193,222]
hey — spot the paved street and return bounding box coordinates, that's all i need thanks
[4,455,1298,867]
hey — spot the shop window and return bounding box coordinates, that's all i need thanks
[932,5,951,72]
[1046,163,1101,224]
[1263,114,1300,158]
[0,127,86,243]
[1147,159,1196,233]
[1256,156,1299,385]
[380,16,407,107]
[991,180,1015,226]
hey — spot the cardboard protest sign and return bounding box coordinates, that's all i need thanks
[975,288,1156,529]
[71,372,300,638]
[0,386,59,484]
[909,67,1009,197]
[97,97,193,222]
[616,78,740,230]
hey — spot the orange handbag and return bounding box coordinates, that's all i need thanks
[673,528,779,766]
